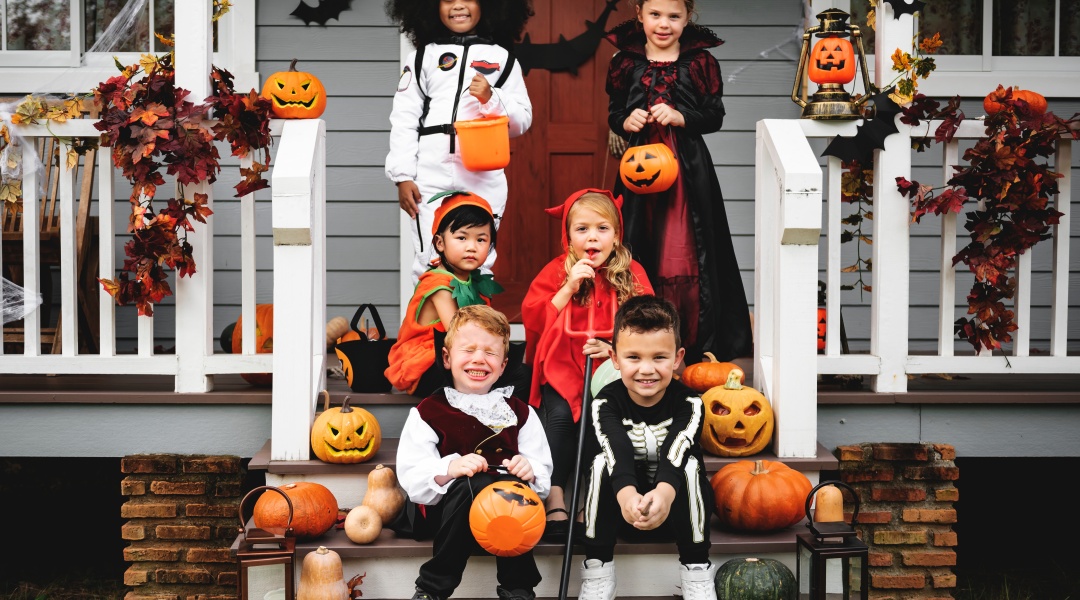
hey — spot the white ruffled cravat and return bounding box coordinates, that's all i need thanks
[444,386,518,431]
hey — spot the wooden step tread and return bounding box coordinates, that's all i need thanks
[249,439,839,475]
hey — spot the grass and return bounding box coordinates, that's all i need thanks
[1,577,126,600]
[953,556,1079,600]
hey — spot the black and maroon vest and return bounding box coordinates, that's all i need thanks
[416,390,532,467]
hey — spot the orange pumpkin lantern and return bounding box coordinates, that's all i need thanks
[261,58,328,119]
[680,351,742,393]
[700,368,774,457]
[231,303,274,386]
[252,481,339,539]
[310,395,382,464]
[807,37,856,85]
[710,459,812,531]
[619,142,678,194]
[469,480,546,557]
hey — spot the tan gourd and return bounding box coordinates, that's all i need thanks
[344,504,382,544]
[362,464,407,524]
[327,316,350,347]
[297,546,349,600]
[814,485,845,523]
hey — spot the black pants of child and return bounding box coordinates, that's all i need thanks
[415,472,542,598]
[580,453,713,565]
[537,384,576,491]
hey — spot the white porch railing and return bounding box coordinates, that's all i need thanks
[755,116,1077,459]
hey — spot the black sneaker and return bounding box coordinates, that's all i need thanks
[410,588,443,600]
[496,586,536,600]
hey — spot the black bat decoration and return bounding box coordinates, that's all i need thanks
[290,0,353,26]
[821,91,903,164]
[493,485,541,507]
[514,0,620,75]
[883,0,927,18]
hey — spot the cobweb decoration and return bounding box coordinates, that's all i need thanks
[2,277,43,325]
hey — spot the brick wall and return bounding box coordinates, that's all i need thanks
[121,454,244,600]
[837,443,958,600]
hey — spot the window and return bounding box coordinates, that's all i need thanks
[0,0,255,95]
[844,0,1080,96]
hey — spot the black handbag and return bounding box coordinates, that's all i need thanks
[333,304,395,393]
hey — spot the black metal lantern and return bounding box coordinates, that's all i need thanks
[791,9,872,120]
[796,480,869,599]
[237,485,297,600]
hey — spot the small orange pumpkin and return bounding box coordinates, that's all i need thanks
[261,58,328,119]
[231,303,274,386]
[710,459,812,531]
[620,142,678,194]
[700,368,774,457]
[680,352,742,393]
[253,481,339,539]
[310,395,382,464]
[469,480,546,557]
[807,36,856,85]
[817,307,827,352]
[983,85,1047,116]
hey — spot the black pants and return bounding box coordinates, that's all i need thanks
[396,472,543,598]
[580,453,713,565]
[537,384,576,490]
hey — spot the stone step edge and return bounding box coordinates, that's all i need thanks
[248,439,839,476]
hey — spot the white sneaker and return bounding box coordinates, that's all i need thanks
[679,563,717,600]
[579,559,616,600]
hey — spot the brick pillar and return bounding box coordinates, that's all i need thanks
[121,454,244,600]
[836,443,958,600]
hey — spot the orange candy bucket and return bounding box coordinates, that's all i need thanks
[454,115,510,171]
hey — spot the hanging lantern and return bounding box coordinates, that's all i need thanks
[791,9,872,120]
[795,480,869,600]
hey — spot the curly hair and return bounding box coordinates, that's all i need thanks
[561,192,643,306]
[445,304,511,357]
[385,0,535,50]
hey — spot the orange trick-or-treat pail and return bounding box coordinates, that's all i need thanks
[454,115,510,172]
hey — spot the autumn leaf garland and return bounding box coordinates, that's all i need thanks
[94,53,274,316]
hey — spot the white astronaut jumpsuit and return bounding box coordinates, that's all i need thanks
[385,36,533,283]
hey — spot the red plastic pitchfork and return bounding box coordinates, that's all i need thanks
[557,287,616,600]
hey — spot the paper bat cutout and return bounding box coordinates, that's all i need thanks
[514,0,620,75]
[821,90,903,164]
[493,485,541,506]
[291,0,353,26]
[883,0,926,18]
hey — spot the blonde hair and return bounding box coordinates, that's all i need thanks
[562,192,642,306]
[444,304,511,357]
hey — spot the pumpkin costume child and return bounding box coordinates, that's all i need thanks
[604,2,752,366]
[579,295,715,600]
[393,305,553,600]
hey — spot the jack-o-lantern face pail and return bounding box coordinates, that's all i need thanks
[619,142,678,194]
[807,37,856,85]
[469,481,546,557]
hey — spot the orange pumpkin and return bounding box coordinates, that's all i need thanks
[680,351,742,393]
[817,307,827,352]
[469,480,546,557]
[310,395,382,464]
[261,58,328,119]
[231,303,274,386]
[983,85,1047,116]
[700,368,774,457]
[619,142,678,194]
[710,459,812,531]
[253,481,339,539]
[807,37,856,85]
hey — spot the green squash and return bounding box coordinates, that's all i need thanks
[714,557,796,600]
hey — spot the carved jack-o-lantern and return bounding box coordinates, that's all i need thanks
[261,58,328,119]
[700,368,774,457]
[310,395,382,464]
[619,142,678,194]
[807,37,856,85]
[817,307,827,352]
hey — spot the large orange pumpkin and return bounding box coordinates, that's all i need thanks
[253,481,339,539]
[700,368,774,457]
[710,459,812,531]
[807,36,856,85]
[231,303,274,386]
[983,85,1047,116]
[619,142,678,194]
[469,480,546,557]
[261,58,328,119]
[310,395,382,464]
[680,351,742,393]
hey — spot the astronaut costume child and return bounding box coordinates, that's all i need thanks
[386,36,532,282]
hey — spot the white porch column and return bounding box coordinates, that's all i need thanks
[173,1,215,392]
[869,0,912,392]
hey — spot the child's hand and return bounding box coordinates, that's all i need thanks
[649,104,685,128]
[469,73,492,104]
[633,484,676,530]
[448,453,489,478]
[565,257,596,294]
[616,486,646,525]
[502,455,534,482]
[622,108,652,133]
[583,338,611,359]
[397,180,422,219]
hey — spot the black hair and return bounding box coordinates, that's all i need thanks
[612,294,681,350]
[430,204,497,271]
[384,0,535,50]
